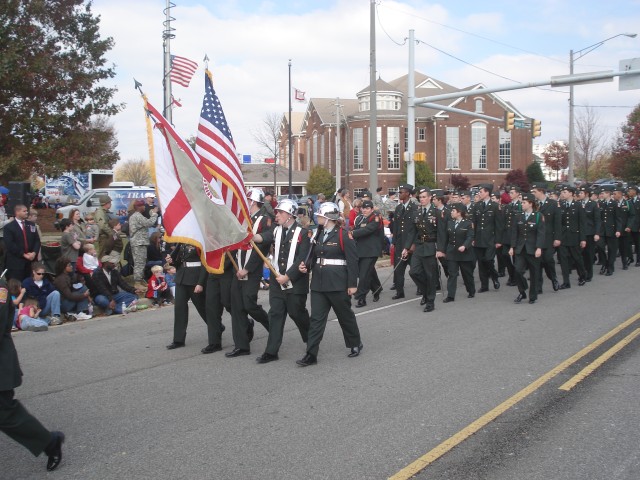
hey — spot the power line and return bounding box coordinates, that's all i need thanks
[375,3,405,47]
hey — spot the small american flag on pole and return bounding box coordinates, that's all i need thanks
[170,55,198,87]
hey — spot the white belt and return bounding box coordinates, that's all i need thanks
[185,261,202,267]
[317,259,347,266]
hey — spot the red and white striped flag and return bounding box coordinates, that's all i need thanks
[146,100,251,273]
[170,55,198,87]
[293,87,306,102]
[195,70,252,231]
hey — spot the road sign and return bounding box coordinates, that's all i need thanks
[619,58,640,91]
[514,120,525,129]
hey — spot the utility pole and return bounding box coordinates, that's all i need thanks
[162,0,174,123]
[407,29,415,187]
[335,98,343,188]
[368,0,378,193]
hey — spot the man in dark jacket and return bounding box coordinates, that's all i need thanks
[532,183,561,293]
[391,184,417,299]
[92,254,140,315]
[471,184,503,292]
[0,277,65,471]
[557,186,587,289]
[351,200,383,307]
[4,204,40,282]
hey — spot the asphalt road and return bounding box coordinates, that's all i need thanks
[4,264,640,479]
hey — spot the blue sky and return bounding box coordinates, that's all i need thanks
[92,0,640,163]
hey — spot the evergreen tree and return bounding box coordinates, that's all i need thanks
[526,161,546,184]
[400,161,436,188]
[306,166,335,195]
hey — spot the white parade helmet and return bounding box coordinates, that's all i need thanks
[275,198,298,216]
[247,188,265,203]
[317,202,341,220]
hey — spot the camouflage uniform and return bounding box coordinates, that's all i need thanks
[94,205,114,258]
[128,210,158,282]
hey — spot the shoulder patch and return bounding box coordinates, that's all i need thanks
[0,287,7,304]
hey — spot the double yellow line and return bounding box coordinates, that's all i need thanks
[390,311,640,480]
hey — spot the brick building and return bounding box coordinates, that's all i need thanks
[278,71,535,195]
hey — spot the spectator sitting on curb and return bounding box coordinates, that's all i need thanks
[52,257,92,321]
[92,253,143,315]
[21,262,62,325]
[146,265,173,307]
[8,278,50,331]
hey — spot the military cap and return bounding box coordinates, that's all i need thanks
[601,185,614,192]
[531,182,548,192]
[458,190,471,197]
[613,185,625,193]
[101,253,120,264]
[417,187,431,195]
[627,185,638,192]
[449,202,466,213]
[561,185,576,194]
[362,199,374,209]
[398,184,414,193]
[361,191,372,198]
[478,183,493,193]
[507,185,521,193]
[521,193,536,203]
[99,195,112,205]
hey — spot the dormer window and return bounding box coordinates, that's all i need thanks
[475,99,483,113]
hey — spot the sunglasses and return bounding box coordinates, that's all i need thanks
[34,272,45,276]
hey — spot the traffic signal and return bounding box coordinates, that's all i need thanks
[503,112,515,131]
[413,152,426,162]
[531,119,542,138]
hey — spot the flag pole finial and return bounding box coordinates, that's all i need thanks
[134,78,144,94]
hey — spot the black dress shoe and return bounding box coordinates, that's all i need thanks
[372,288,382,302]
[45,431,65,471]
[420,296,427,305]
[498,272,506,277]
[166,341,185,350]
[605,271,613,276]
[514,293,527,303]
[443,297,454,303]
[296,353,317,366]
[348,343,363,357]
[355,299,367,308]
[600,266,607,275]
[390,284,396,290]
[578,278,586,286]
[552,279,560,291]
[247,319,254,342]
[558,283,571,290]
[623,265,629,270]
[221,323,226,333]
[256,352,279,364]
[467,293,475,298]
[225,348,251,357]
[506,281,517,287]
[423,303,434,312]
[201,344,222,354]
[391,293,405,300]
[493,278,500,290]
[478,287,489,293]
[528,299,536,304]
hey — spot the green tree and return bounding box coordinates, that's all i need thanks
[609,103,640,183]
[306,166,335,195]
[400,161,436,188]
[526,161,546,184]
[0,0,122,181]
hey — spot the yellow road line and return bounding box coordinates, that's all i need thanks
[389,311,640,480]
[559,328,640,391]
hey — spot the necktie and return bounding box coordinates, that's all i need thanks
[454,221,459,229]
[423,207,427,216]
[20,220,28,252]
[525,213,530,222]
[282,227,288,239]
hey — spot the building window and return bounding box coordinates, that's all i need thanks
[359,96,370,112]
[387,126,400,169]
[499,129,511,169]
[306,140,310,168]
[418,127,426,141]
[445,127,459,169]
[404,127,408,151]
[353,128,363,170]
[353,188,366,198]
[320,133,325,168]
[475,99,483,113]
[471,123,487,169]
[312,131,318,167]
[377,127,382,170]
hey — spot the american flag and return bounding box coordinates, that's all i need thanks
[170,55,198,87]
[195,70,251,230]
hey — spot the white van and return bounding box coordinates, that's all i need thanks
[55,183,156,223]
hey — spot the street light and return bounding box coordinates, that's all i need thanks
[568,33,637,185]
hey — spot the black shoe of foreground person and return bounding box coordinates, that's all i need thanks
[225,348,251,357]
[514,293,527,303]
[296,353,317,366]
[256,352,279,364]
[45,431,65,471]
[166,342,185,350]
[201,344,222,354]
[348,344,363,357]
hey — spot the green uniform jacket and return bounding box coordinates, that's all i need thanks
[392,201,417,250]
[0,279,22,391]
[472,200,504,247]
[538,197,562,248]
[170,244,207,287]
[351,212,384,258]
[309,227,359,291]
[444,218,475,261]
[511,211,546,255]
[581,199,601,236]
[559,200,586,246]
[411,204,445,257]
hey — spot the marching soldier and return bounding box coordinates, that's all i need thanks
[296,203,362,367]
[165,243,208,350]
[351,199,383,307]
[252,199,310,364]
[471,184,503,292]
[627,185,640,266]
[202,254,233,354]
[577,186,601,281]
[613,186,635,270]
[509,193,545,304]
[531,183,561,293]
[501,186,521,286]
[599,185,622,276]
[557,186,587,289]
[442,203,475,303]
[391,184,417,300]
[409,188,445,313]
[226,188,272,358]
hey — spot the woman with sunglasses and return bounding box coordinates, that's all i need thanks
[21,263,63,325]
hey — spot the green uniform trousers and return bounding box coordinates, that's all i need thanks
[306,290,361,357]
[205,274,232,346]
[0,389,52,456]
[265,288,309,356]
[173,283,207,344]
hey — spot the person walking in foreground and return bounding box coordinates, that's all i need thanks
[0,277,65,471]
[296,202,362,367]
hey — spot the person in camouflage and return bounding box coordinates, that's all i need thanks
[94,196,115,258]
[128,199,158,283]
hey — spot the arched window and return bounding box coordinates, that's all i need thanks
[471,123,487,169]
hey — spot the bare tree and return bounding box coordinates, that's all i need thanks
[575,105,605,182]
[252,112,282,192]
[114,158,152,186]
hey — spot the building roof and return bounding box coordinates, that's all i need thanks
[242,163,309,186]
